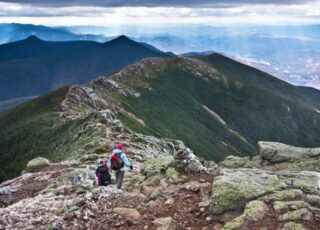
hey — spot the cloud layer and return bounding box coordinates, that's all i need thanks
[0,0,320,25]
[0,0,315,7]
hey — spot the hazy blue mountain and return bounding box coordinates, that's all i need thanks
[0,23,109,44]
[0,35,170,103]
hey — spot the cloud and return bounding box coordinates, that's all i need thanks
[0,0,319,25]
[0,0,316,7]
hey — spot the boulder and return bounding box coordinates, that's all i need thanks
[0,186,17,195]
[209,168,286,215]
[259,189,303,202]
[210,168,320,215]
[113,208,141,220]
[219,155,250,169]
[141,155,174,177]
[223,200,269,230]
[258,142,320,163]
[153,217,178,230]
[273,201,312,212]
[281,222,306,230]
[278,208,313,221]
[25,157,50,172]
[173,148,207,173]
[148,187,163,201]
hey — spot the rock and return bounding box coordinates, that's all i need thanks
[243,200,269,221]
[278,208,313,221]
[165,198,174,205]
[199,198,211,208]
[153,217,178,230]
[81,154,100,161]
[259,189,303,202]
[141,155,174,177]
[113,208,141,220]
[0,186,16,195]
[223,200,269,230]
[209,168,286,215]
[259,142,320,164]
[305,194,320,206]
[210,168,320,215]
[165,167,180,183]
[63,212,75,221]
[219,155,250,169]
[67,197,85,209]
[148,187,163,201]
[273,201,312,212]
[173,148,208,173]
[25,157,50,172]
[281,222,306,230]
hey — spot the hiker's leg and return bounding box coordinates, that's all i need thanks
[115,171,120,185]
[117,171,125,189]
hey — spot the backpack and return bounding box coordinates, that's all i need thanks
[111,154,124,170]
[97,164,111,186]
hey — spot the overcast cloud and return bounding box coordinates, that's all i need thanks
[0,0,316,7]
[0,0,320,25]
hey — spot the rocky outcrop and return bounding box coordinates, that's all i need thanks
[257,141,320,171]
[210,167,320,229]
[259,142,320,163]
[25,157,50,172]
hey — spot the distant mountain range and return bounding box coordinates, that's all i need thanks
[1,53,319,181]
[0,35,171,109]
[0,23,319,90]
[0,23,109,44]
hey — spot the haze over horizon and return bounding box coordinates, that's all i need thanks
[0,0,320,89]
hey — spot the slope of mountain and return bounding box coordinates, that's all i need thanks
[84,55,320,160]
[0,35,170,102]
[0,96,37,112]
[0,23,108,44]
[1,54,320,182]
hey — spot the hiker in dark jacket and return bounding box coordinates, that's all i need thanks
[96,160,111,186]
[108,144,133,189]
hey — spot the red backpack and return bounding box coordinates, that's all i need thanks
[111,154,123,170]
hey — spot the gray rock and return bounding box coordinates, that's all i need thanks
[258,142,320,163]
[278,208,313,221]
[219,155,250,169]
[113,208,141,220]
[25,157,50,172]
[209,168,287,215]
[153,217,178,230]
[209,168,320,215]
[173,148,208,173]
[281,222,306,230]
[223,200,269,230]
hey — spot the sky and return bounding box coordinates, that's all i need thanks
[0,0,320,26]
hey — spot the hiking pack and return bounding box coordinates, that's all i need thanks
[111,154,124,170]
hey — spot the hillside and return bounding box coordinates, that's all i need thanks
[83,55,320,160]
[1,54,320,182]
[0,35,170,103]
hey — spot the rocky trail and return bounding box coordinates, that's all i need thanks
[1,117,320,229]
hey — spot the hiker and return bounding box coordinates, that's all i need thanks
[108,144,133,189]
[95,160,111,186]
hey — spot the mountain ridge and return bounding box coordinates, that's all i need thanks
[1,54,320,182]
[0,35,170,104]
